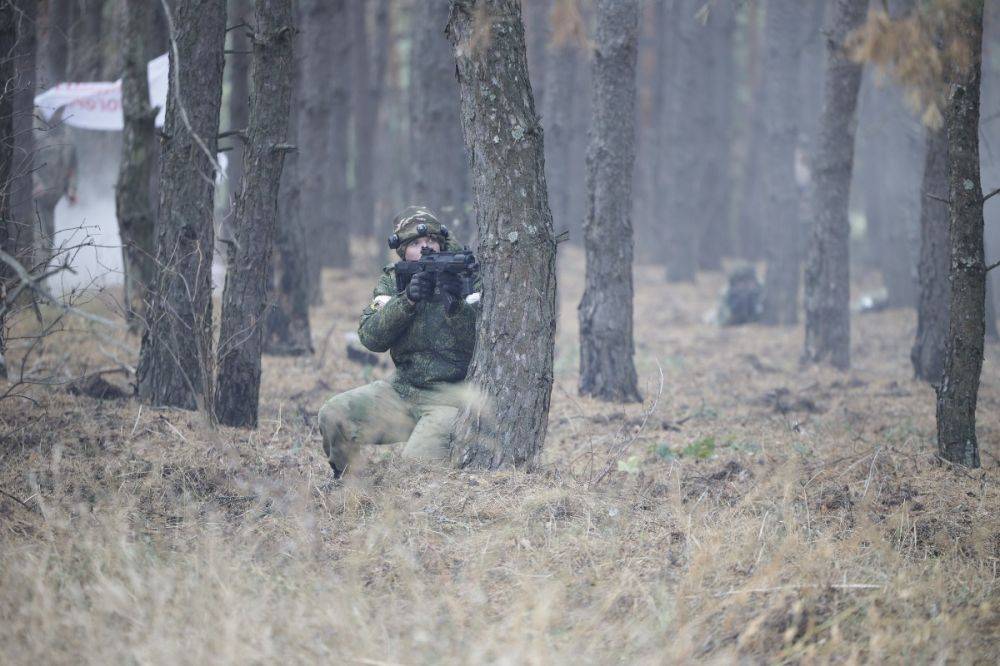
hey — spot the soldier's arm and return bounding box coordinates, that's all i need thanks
[358,272,417,352]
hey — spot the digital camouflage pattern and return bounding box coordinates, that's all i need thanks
[319,229,480,475]
[390,205,449,257]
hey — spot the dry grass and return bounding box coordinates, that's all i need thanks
[1,246,998,664]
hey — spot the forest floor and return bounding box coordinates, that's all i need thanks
[1,245,998,664]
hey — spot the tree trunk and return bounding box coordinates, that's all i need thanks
[760,0,807,324]
[215,0,294,428]
[264,59,312,357]
[116,0,158,325]
[540,10,579,238]
[0,3,16,378]
[10,0,35,262]
[136,0,226,412]
[324,0,351,267]
[66,0,103,80]
[911,127,951,382]
[349,0,377,240]
[446,0,558,470]
[578,0,640,403]
[736,1,766,262]
[38,0,70,88]
[523,0,549,111]
[226,0,251,214]
[410,0,469,228]
[936,3,985,469]
[802,0,868,368]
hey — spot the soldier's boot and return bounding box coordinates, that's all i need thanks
[400,405,459,462]
[318,380,416,477]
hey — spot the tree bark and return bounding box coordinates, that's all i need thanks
[578,0,640,403]
[136,0,226,411]
[349,0,376,239]
[523,0,549,111]
[936,2,985,469]
[802,0,868,368]
[446,0,558,470]
[323,0,350,267]
[736,0,766,262]
[410,0,469,227]
[10,0,35,262]
[911,127,950,382]
[215,0,294,428]
[264,3,312,357]
[0,3,16,378]
[226,0,251,215]
[116,0,158,325]
[66,0,103,80]
[760,0,807,324]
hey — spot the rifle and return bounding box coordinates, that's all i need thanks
[394,246,479,313]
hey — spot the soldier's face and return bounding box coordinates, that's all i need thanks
[404,237,441,260]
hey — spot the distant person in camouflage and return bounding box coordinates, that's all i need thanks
[717,265,764,326]
[318,206,480,478]
[32,110,79,266]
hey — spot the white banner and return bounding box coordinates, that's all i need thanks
[35,53,170,131]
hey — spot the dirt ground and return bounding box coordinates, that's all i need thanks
[1,245,998,664]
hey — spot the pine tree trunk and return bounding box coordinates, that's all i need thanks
[349,0,376,239]
[410,0,468,226]
[136,0,226,411]
[10,0,35,262]
[116,0,158,324]
[663,0,701,282]
[265,14,312,357]
[447,0,558,470]
[578,0,640,404]
[0,3,15,379]
[936,2,985,469]
[803,0,868,368]
[324,0,351,267]
[215,0,295,428]
[226,0,251,212]
[911,127,950,382]
[761,0,807,324]
[541,24,579,237]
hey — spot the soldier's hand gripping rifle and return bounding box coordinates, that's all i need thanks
[394,246,479,314]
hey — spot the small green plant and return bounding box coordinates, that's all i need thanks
[682,436,716,459]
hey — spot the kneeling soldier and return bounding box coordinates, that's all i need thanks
[318,206,480,477]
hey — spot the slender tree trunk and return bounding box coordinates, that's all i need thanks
[226,0,251,213]
[447,0,557,470]
[911,127,951,382]
[803,0,868,368]
[410,0,468,226]
[523,0,549,111]
[936,2,985,469]
[349,0,377,240]
[736,1,766,262]
[264,53,312,357]
[67,0,102,80]
[136,0,226,412]
[578,0,640,403]
[215,0,294,428]
[38,0,70,88]
[116,0,158,325]
[541,6,579,238]
[324,0,350,267]
[0,3,16,379]
[10,0,35,262]
[760,0,807,324]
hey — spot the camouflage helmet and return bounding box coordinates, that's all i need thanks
[388,205,451,257]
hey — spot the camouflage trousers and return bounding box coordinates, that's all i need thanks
[318,379,466,475]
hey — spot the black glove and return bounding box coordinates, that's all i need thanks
[438,272,464,315]
[406,270,434,303]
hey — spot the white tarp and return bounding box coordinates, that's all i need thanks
[34,53,169,131]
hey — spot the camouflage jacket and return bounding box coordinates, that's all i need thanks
[358,264,479,390]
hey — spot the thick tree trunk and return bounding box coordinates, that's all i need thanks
[136,0,226,411]
[578,0,640,403]
[803,0,868,368]
[215,0,294,428]
[936,3,985,469]
[116,0,158,324]
[760,0,806,324]
[911,127,951,382]
[410,0,468,227]
[10,0,35,262]
[349,0,377,239]
[264,67,312,357]
[0,3,15,378]
[447,0,557,470]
